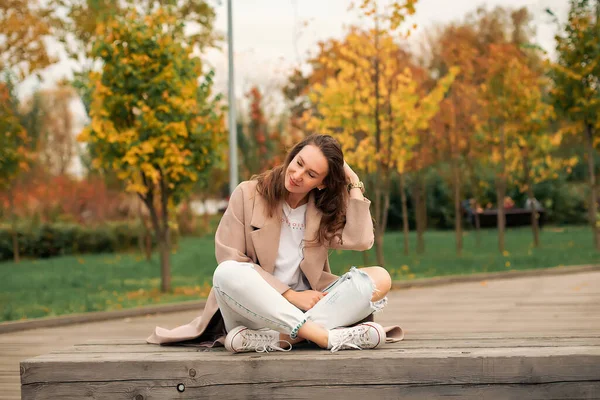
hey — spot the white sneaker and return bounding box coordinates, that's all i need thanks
[328,322,386,352]
[224,326,292,353]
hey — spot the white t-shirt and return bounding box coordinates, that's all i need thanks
[273,201,311,291]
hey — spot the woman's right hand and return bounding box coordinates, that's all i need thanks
[283,289,326,311]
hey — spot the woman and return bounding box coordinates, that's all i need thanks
[148,134,403,352]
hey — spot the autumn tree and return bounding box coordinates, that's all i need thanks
[79,8,226,292]
[307,22,456,265]
[549,0,600,249]
[426,23,483,254]
[19,83,79,176]
[237,86,288,179]
[479,44,522,253]
[423,7,540,254]
[0,0,55,79]
[0,77,31,262]
[503,56,576,248]
[50,0,218,113]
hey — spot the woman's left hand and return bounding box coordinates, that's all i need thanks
[343,161,359,184]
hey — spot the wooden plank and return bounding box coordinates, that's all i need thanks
[44,337,600,355]
[21,380,600,400]
[21,349,600,386]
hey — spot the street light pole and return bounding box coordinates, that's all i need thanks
[227,0,238,194]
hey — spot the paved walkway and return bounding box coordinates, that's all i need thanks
[4,270,600,399]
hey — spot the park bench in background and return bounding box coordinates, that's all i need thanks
[465,207,546,228]
[20,336,600,399]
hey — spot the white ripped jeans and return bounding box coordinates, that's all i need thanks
[212,260,387,339]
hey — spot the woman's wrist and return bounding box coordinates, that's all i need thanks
[283,289,296,301]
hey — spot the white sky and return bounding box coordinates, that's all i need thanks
[18,0,568,101]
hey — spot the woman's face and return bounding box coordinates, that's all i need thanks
[284,144,329,195]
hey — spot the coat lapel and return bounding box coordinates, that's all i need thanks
[249,193,281,274]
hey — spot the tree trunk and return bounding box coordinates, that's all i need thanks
[362,250,370,268]
[399,172,409,256]
[157,228,171,293]
[9,188,19,263]
[363,174,373,267]
[522,150,540,248]
[145,232,152,260]
[474,210,482,247]
[159,176,172,293]
[138,199,152,260]
[373,186,385,267]
[141,177,172,293]
[466,161,482,248]
[497,126,507,253]
[585,123,599,250]
[414,173,425,254]
[452,158,463,256]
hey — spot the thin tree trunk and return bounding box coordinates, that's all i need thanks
[474,210,481,247]
[140,174,171,293]
[363,173,373,267]
[159,175,171,293]
[9,188,19,263]
[452,158,463,256]
[399,172,409,256]
[522,149,540,248]
[362,250,370,267]
[422,180,428,231]
[466,160,482,247]
[414,172,425,254]
[138,199,152,260]
[157,231,171,292]
[497,125,507,253]
[585,123,599,250]
[373,186,385,267]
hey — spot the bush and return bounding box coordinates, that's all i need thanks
[0,221,180,262]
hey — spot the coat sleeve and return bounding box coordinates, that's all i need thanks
[327,197,375,251]
[214,182,291,294]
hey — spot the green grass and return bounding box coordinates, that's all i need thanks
[1,226,597,322]
[329,226,599,279]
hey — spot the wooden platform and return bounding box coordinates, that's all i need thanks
[20,335,600,399]
[9,269,600,399]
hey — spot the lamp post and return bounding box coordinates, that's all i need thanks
[227,0,238,194]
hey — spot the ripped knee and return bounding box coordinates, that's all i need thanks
[352,266,390,307]
[358,266,391,302]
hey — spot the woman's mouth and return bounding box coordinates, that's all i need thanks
[289,176,299,187]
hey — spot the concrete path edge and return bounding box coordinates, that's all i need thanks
[2,264,598,334]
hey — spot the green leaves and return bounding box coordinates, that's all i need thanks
[79,6,226,204]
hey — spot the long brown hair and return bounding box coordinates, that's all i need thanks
[254,134,348,246]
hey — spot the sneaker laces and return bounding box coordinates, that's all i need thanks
[330,326,371,353]
[241,331,292,353]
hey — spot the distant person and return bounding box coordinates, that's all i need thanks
[525,197,543,211]
[148,134,403,352]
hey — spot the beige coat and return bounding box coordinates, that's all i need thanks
[147,180,403,345]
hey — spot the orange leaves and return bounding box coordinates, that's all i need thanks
[0,0,55,79]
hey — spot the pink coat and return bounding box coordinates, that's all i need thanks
[147,180,404,345]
